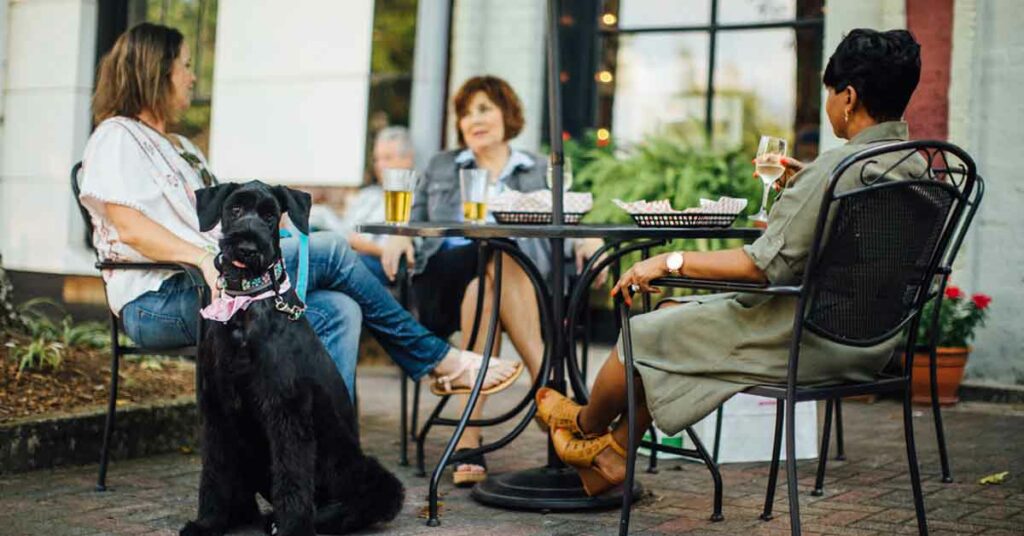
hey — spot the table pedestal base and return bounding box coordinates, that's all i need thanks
[471,466,640,511]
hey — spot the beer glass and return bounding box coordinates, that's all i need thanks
[382,169,416,224]
[460,169,490,224]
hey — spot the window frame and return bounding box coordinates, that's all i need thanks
[597,0,824,142]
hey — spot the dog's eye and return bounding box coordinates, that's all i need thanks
[230,206,244,217]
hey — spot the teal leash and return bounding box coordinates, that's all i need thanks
[279,229,309,303]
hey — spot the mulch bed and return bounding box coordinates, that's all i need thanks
[0,345,195,424]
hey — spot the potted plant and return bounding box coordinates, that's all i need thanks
[912,285,992,405]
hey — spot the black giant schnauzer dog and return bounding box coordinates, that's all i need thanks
[180,181,404,536]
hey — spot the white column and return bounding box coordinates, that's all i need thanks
[818,0,905,152]
[948,0,1024,382]
[409,0,451,170]
[447,0,546,152]
[208,0,375,186]
[0,0,98,274]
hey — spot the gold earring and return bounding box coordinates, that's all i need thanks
[844,109,850,123]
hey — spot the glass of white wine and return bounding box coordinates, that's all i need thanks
[382,169,417,225]
[546,156,574,191]
[751,135,787,223]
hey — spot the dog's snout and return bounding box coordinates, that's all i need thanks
[237,241,259,257]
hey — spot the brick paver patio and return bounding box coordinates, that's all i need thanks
[2,363,1022,535]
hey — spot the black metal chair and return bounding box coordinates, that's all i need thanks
[811,173,984,494]
[406,246,596,474]
[616,140,981,536]
[71,162,210,491]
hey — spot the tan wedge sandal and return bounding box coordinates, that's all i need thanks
[535,387,600,438]
[551,428,627,496]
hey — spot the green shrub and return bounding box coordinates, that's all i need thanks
[5,299,107,375]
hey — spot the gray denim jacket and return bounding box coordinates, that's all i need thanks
[410,149,573,286]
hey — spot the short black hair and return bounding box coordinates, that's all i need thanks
[823,29,921,121]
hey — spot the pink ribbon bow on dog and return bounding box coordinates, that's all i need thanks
[200,278,292,323]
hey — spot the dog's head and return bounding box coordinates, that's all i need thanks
[195,181,311,276]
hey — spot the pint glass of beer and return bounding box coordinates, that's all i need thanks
[460,169,489,224]
[382,169,416,224]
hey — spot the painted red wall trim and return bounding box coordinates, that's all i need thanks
[904,0,953,140]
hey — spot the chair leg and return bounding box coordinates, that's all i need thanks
[415,396,449,478]
[619,333,638,535]
[712,405,724,464]
[760,401,785,521]
[646,425,659,474]
[904,388,930,535]
[96,314,121,492]
[785,397,802,536]
[685,427,724,522]
[929,352,953,483]
[812,399,834,496]
[412,380,422,440]
[400,372,409,466]
[834,398,846,461]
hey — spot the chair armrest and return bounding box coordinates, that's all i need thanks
[95,261,208,298]
[649,276,802,296]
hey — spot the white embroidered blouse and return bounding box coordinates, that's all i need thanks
[78,116,219,314]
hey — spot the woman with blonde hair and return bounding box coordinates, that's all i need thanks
[79,23,520,405]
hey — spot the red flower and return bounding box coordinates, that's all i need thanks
[972,294,992,310]
[945,286,964,300]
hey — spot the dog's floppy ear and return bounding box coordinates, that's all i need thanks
[271,186,312,234]
[195,183,239,231]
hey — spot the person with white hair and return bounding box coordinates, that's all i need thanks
[311,126,415,284]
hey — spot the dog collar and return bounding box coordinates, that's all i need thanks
[218,258,287,297]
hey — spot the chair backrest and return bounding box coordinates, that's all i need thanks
[800,141,979,347]
[70,161,97,254]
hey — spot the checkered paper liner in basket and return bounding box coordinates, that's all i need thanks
[613,197,748,227]
[490,191,592,225]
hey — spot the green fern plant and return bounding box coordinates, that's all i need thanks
[6,298,109,376]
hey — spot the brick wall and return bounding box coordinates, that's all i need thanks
[904,0,953,140]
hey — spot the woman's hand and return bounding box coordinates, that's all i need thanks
[381,236,415,282]
[198,254,221,300]
[752,156,806,191]
[574,238,609,288]
[610,253,670,307]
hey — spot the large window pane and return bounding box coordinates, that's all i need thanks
[712,28,796,152]
[619,0,711,28]
[717,0,795,25]
[611,33,710,146]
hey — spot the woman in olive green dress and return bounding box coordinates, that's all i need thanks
[535,28,924,495]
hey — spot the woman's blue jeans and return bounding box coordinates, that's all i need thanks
[120,232,450,398]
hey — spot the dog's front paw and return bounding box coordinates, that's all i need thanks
[179,520,223,536]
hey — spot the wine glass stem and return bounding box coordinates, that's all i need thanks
[760,180,772,216]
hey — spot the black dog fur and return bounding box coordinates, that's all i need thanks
[179,181,404,536]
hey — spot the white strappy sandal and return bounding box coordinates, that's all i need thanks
[429,352,524,396]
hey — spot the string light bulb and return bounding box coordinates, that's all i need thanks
[601,13,617,26]
[597,70,614,84]
[596,128,611,141]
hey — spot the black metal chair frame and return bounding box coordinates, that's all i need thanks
[399,251,597,470]
[71,162,210,491]
[615,140,980,536]
[565,238,726,521]
[397,240,556,525]
[811,174,984,494]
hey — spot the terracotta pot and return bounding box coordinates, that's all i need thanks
[911,346,970,405]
